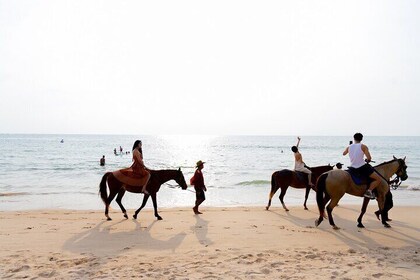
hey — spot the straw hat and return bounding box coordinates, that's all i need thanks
[196,160,205,168]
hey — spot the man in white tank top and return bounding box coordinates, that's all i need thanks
[291,137,314,187]
[343,133,383,199]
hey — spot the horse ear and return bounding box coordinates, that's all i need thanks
[178,167,181,171]
[393,155,397,160]
[403,156,406,161]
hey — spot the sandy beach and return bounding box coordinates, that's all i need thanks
[1,205,419,279]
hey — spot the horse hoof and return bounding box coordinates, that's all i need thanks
[384,223,391,228]
[357,223,365,228]
[284,208,289,212]
[132,215,137,220]
[265,207,269,211]
[157,216,163,221]
[107,217,112,221]
[333,225,340,230]
[304,207,309,210]
[374,211,380,220]
[315,219,321,227]
[124,214,128,219]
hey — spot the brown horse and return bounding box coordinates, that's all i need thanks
[99,168,188,221]
[266,164,336,211]
[315,157,408,229]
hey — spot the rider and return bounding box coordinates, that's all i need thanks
[132,140,151,194]
[342,133,382,199]
[291,137,313,187]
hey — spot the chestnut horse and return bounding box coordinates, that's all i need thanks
[266,164,336,211]
[315,157,407,229]
[99,168,188,221]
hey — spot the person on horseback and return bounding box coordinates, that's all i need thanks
[342,133,382,199]
[291,137,314,187]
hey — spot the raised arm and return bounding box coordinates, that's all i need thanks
[296,137,301,148]
[343,146,349,156]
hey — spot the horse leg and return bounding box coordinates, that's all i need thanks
[105,189,119,221]
[326,198,341,230]
[133,194,150,220]
[151,193,162,220]
[115,189,128,219]
[279,186,289,211]
[266,186,278,211]
[357,197,370,228]
[304,186,310,210]
[376,191,391,228]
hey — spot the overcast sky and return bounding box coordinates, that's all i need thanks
[1,1,419,136]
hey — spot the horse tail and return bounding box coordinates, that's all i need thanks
[269,172,279,198]
[316,173,328,215]
[99,172,111,204]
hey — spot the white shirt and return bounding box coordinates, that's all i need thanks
[349,143,365,168]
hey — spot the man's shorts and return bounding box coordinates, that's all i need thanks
[196,190,206,201]
[357,164,375,177]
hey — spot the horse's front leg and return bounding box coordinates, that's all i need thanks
[357,197,370,228]
[151,193,162,220]
[133,194,150,220]
[376,192,390,228]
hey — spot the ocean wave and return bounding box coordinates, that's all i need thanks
[235,180,270,186]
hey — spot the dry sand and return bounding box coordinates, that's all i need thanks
[0,205,419,279]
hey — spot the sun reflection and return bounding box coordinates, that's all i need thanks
[157,135,219,169]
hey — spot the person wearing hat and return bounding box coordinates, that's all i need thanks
[190,160,207,214]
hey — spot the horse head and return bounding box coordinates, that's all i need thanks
[175,168,188,190]
[393,156,408,181]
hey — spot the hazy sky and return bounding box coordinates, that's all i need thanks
[1,1,419,135]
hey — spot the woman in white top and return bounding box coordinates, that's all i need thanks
[291,137,313,187]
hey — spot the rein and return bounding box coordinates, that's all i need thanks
[371,159,403,186]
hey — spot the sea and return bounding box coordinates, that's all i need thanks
[0,134,419,211]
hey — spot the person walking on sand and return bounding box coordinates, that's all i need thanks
[100,155,105,166]
[190,160,207,214]
[342,132,383,199]
[291,137,314,187]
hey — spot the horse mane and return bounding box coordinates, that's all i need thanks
[375,158,398,167]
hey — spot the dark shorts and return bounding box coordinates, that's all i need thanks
[196,190,206,201]
[356,164,375,177]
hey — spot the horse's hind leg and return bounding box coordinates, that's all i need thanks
[105,190,118,221]
[357,197,370,228]
[326,198,341,230]
[304,186,310,210]
[279,186,289,211]
[151,193,162,220]
[115,189,128,219]
[133,194,150,220]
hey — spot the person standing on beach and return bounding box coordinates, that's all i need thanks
[190,160,207,214]
[291,137,314,187]
[100,155,105,166]
[343,133,383,199]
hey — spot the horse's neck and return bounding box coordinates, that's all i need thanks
[375,161,399,179]
[311,166,331,176]
[154,170,177,184]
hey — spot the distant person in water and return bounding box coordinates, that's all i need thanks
[100,155,105,166]
[343,133,383,199]
[120,146,123,153]
[190,160,207,214]
[114,148,117,155]
[291,137,313,187]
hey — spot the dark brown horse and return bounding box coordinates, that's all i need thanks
[266,164,336,211]
[315,157,408,229]
[99,168,188,221]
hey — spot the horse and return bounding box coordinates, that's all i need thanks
[99,168,188,221]
[315,157,408,229]
[266,164,336,211]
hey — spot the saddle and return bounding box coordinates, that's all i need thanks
[346,167,372,186]
[295,171,310,185]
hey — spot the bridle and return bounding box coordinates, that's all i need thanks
[372,158,407,188]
